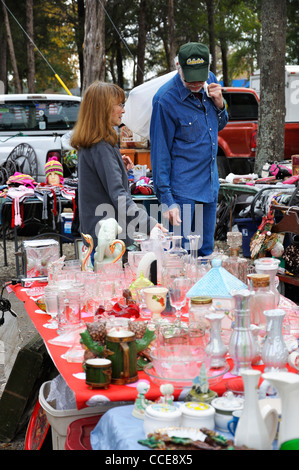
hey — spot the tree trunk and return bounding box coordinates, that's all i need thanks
[135,0,147,85]
[255,0,286,175]
[0,9,8,93]
[26,0,35,93]
[220,39,229,86]
[206,0,216,74]
[75,0,85,90]
[168,0,176,71]
[2,2,22,93]
[82,0,106,93]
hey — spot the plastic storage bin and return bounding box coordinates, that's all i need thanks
[65,416,100,450]
[60,212,74,242]
[39,381,109,450]
[235,217,261,258]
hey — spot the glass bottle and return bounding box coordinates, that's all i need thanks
[254,257,280,307]
[248,274,276,334]
[228,289,256,376]
[222,231,248,284]
[189,296,215,331]
[167,235,188,259]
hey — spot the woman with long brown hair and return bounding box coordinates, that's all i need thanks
[71,81,164,258]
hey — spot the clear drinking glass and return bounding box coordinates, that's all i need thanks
[44,291,59,329]
[169,277,192,323]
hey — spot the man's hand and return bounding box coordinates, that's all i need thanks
[206,83,224,109]
[122,154,134,171]
[163,207,182,226]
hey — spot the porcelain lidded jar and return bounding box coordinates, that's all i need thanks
[180,402,215,429]
[143,403,181,435]
[211,392,244,431]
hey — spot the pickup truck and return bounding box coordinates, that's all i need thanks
[0,93,81,183]
[217,86,299,178]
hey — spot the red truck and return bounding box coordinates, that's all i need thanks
[218,67,299,177]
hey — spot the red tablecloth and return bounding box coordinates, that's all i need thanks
[9,282,297,410]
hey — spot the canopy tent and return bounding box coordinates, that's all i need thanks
[122,71,177,140]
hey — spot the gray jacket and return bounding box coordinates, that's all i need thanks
[78,140,156,248]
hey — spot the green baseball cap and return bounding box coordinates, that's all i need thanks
[178,42,210,82]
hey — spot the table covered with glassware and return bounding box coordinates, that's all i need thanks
[8,230,299,444]
[7,232,299,449]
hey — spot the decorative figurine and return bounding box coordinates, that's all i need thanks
[132,381,152,419]
[159,384,174,405]
[45,156,64,186]
[184,363,218,404]
[94,218,126,269]
[81,233,94,271]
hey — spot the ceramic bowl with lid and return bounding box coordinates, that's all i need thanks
[143,403,182,435]
[180,401,215,429]
[211,391,244,431]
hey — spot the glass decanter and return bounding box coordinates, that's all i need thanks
[222,231,248,284]
[167,235,188,259]
[161,235,187,287]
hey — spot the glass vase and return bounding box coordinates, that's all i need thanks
[228,290,256,376]
[186,235,201,282]
[261,309,289,372]
[205,312,228,368]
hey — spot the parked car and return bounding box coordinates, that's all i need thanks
[0,93,81,183]
[218,76,299,177]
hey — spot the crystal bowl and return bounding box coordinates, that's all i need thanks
[145,345,230,388]
[150,345,207,380]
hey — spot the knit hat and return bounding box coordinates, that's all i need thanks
[45,157,64,182]
[178,42,210,82]
[7,172,37,189]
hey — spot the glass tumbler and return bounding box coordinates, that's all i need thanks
[57,288,84,335]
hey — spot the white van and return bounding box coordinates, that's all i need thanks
[0,93,81,182]
[250,65,299,123]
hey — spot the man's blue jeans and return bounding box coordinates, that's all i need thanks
[169,195,217,256]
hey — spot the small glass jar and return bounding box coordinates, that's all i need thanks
[248,274,276,332]
[189,296,215,330]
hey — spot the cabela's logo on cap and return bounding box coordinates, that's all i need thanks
[186,58,205,65]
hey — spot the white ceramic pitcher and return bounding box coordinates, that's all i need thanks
[262,371,299,448]
[234,370,278,450]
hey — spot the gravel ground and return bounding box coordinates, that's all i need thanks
[0,236,75,451]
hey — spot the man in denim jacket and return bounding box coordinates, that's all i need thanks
[150,42,228,255]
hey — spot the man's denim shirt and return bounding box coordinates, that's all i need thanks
[150,72,228,210]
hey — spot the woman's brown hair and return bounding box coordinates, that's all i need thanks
[70,81,125,149]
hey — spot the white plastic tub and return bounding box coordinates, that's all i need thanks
[39,380,130,450]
